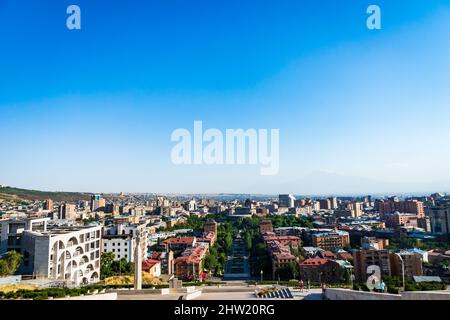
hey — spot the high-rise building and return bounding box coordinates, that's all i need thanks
[347,202,362,217]
[43,199,53,211]
[319,199,331,210]
[330,197,338,210]
[90,194,105,212]
[59,204,76,220]
[427,203,450,238]
[279,194,296,208]
[379,199,424,217]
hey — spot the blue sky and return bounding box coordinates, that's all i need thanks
[1,0,450,195]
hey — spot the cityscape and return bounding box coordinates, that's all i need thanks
[1,0,450,309]
[0,185,449,300]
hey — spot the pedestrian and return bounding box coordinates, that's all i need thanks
[299,279,304,292]
[380,280,386,293]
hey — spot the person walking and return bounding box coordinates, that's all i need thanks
[299,279,304,293]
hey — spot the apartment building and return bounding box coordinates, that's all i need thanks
[102,223,148,262]
[353,249,392,282]
[312,231,350,250]
[174,245,207,280]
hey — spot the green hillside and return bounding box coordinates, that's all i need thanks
[0,186,91,202]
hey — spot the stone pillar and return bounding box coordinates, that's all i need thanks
[134,231,142,290]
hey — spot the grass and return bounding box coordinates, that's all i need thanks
[0,284,38,293]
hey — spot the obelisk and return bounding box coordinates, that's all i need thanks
[134,230,142,290]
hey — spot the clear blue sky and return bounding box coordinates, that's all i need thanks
[1,0,450,195]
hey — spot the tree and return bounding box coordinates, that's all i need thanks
[0,251,23,277]
[100,252,115,279]
[243,231,253,251]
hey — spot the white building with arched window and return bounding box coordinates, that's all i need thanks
[21,224,102,286]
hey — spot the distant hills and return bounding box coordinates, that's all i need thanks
[0,186,91,202]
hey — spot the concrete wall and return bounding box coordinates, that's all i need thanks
[402,291,450,300]
[55,293,117,300]
[324,288,450,300]
[324,288,401,300]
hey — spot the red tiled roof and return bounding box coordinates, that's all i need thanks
[162,237,196,245]
[142,259,160,270]
[174,246,208,264]
[300,258,329,266]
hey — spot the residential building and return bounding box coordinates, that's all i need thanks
[142,259,161,277]
[427,204,450,237]
[353,249,392,282]
[391,251,423,278]
[174,245,207,280]
[259,219,273,234]
[43,199,53,211]
[59,204,76,220]
[102,223,148,262]
[312,231,350,250]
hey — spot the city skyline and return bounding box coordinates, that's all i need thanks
[1,1,450,194]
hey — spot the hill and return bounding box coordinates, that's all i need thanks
[0,186,92,202]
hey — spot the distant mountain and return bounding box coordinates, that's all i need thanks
[0,186,91,202]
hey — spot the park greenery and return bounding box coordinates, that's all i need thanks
[353,275,447,293]
[0,251,23,277]
[387,234,450,252]
[100,252,134,279]
[203,222,237,276]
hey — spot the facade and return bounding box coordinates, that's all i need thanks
[312,231,350,250]
[150,251,174,275]
[279,194,296,208]
[267,240,298,278]
[90,194,106,212]
[174,245,207,280]
[161,236,197,251]
[20,224,102,285]
[102,223,148,262]
[259,219,273,234]
[142,259,161,277]
[299,258,343,283]
[59,204,76,220]
[427,204,450,237]
[391,251,423,278]
[43,199,53,211]
[353,249,392,282]
[379,199,425,217]
[0,217,49,255]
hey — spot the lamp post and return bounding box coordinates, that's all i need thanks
[395,253,405,292]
